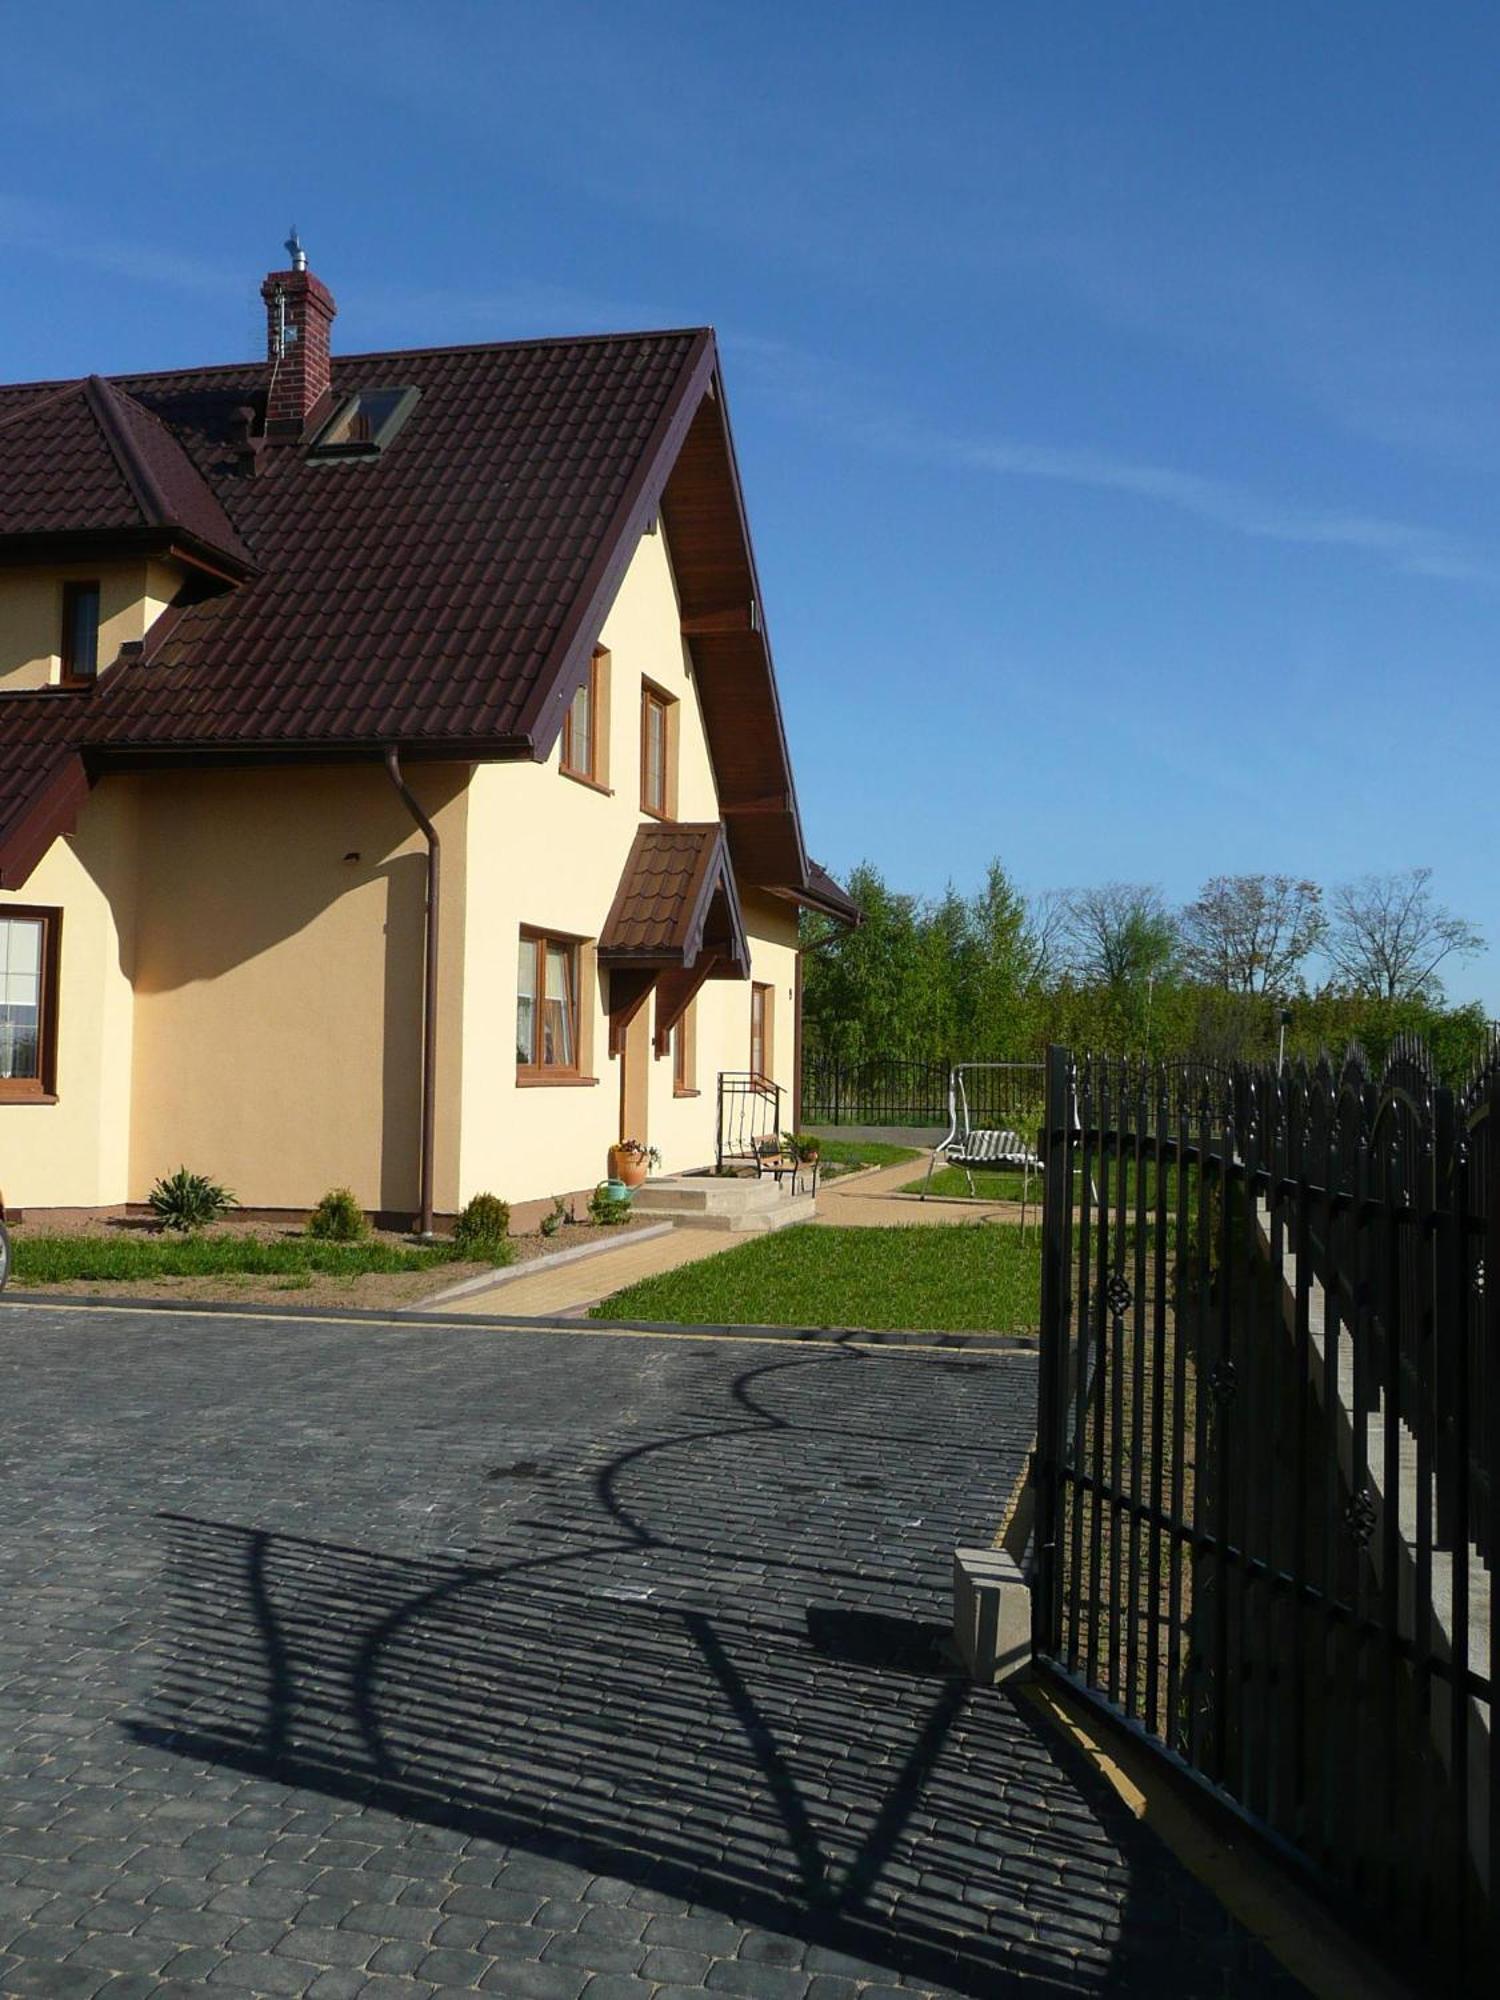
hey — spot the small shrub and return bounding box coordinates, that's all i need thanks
[539,1196,568,1239]
[148,1166,237,1232]
[589,1183,633,1226]
[306,1187,367,1242]
[454,1192,511,1256]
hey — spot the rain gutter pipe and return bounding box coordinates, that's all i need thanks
[383,746,439,1240]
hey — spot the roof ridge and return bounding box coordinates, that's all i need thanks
[321,326,713,367]
[0,326,715,399]
[83,376,172,528]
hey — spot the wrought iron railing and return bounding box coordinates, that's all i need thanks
[716,1072,782,1169]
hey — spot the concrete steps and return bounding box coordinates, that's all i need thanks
[630,1174,816,1233]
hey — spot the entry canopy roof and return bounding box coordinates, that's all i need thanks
[599,821,749,977]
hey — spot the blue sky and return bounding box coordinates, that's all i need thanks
[4,1,1498,1005]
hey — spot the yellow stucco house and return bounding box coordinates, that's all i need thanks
[0,242,855,1230]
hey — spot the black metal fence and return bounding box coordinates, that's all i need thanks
[802,1057,951,1126]
[716,1071,782,1169]
[1032,1040,1497,1988]
[803,1053,1233,1131]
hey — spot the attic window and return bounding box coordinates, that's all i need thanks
[309,385,418,456]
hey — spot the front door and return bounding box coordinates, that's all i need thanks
[750,982,772,1080]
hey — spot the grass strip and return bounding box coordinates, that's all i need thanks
[812,1139,924,1170]
[13,1234,463,1284]
[590,1221,1041,1335]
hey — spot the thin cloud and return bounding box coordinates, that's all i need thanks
[0,194,239,299]
[729,334,1497,588]
[930,428,1498,583]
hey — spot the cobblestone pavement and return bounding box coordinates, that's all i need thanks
[0,1305,1302,1999]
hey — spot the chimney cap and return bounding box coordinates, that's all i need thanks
[284,226,307,274]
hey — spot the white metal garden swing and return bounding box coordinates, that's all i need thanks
[921,1063,1045,1226]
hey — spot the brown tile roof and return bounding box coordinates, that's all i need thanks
[0,322,814,901]
[599,821,748,972]
[0,375,253,571]
[804,860,861,925]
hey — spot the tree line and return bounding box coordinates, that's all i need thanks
[801,862,1490,1084]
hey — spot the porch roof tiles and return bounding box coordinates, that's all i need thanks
[599,821,749,973]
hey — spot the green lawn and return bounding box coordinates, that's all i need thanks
[901,1165,1038,1201]
[11,1234,468,1285]
[590,1222,1041,1335]
[812,1138,923,1172]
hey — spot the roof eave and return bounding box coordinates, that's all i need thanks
[766,880,863,928]
[0,753,89,891]
[511,329,719,758]
[0,525,259,582]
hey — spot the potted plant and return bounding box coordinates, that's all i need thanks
[792,1133,821,1166]
[608,1138,661,1189]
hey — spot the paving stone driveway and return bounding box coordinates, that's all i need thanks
[0,1305,1300,1999]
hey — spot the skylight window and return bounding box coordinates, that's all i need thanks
[309,386,418,457]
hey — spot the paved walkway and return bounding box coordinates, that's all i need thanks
[0,1303,1301,1998]
[435,1231,744,1320]
[812,1158,1028,1231]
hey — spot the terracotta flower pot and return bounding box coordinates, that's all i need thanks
[609,1146,649,1189]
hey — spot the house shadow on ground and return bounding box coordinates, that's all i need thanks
[123,1347,1293,1997]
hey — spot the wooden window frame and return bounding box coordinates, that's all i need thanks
[0,905,61,1104]
[560,647,611,792]
[516,928,597,1085]
[750,981,773,1082]
[672,1003,699,1097]
[640,680,677,820]
[59,580,102,686]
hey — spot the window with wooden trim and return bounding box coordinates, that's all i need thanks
[750,981,773,1080]
[640,682,674,818]
[673,1003,697,1095]
[0,907,60,1101]
[561,649,606,786]
[60,581,101,684]
[516,931,580,1074]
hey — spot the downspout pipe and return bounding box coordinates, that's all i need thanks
[383,747,439,1240]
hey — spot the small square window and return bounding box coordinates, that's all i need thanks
[60,581,100,683]
[309,386,419,456]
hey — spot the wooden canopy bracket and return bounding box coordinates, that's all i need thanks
[606,967,657,1058]
[652,956,719,1057]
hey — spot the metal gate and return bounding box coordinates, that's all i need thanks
[1031,1043,1497,1989]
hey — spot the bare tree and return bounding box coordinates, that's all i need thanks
[1323,867,1483,1001]
[1022,888,1072,987]
[1064,883,1178,986]
[1178,874,1325,995]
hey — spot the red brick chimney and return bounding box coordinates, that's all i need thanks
[260,230,336,438]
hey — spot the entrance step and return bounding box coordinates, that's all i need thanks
[631,1175,816,1233]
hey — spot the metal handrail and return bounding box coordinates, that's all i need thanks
[716,1071,783,1170]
